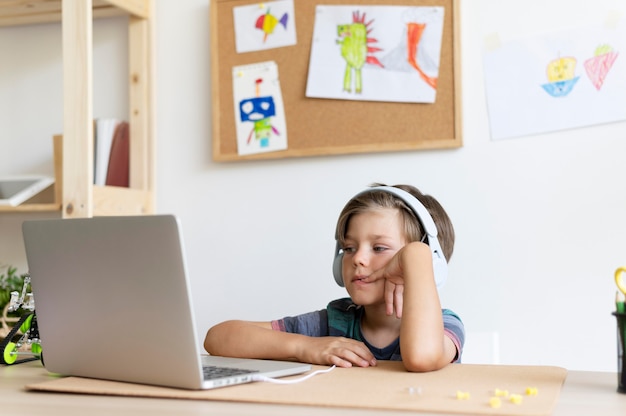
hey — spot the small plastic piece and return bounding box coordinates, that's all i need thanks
[3,342,18,365]
[489,397,502,408]
[509,394,523,404]
[31,343,42,355]
[456,391,471,400]
[494,388,509,397]
[525,387,539,396]
[19,314,33,334]
[407,386,422,396]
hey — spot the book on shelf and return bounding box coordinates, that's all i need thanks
[106,121,130,187]
[94,118,117,185]
[93,119,129,187]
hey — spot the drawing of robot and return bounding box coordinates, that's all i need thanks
[239,78,280,148]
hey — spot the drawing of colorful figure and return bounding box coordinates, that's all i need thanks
[584,44,619,90]
[379,20,439,90]
[541,56,580,97]
[342,7,443,92]
[336,11,384,93]
[256,9,288,42]
[239,79,280,148]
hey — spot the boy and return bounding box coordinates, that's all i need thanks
[204,184,464,372]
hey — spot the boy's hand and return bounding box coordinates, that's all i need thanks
[384,279,404,318]
[364,242,434,318]
[297,336,377,368]
[368,253,406,318]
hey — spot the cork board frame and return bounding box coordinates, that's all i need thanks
[210,0,462,161]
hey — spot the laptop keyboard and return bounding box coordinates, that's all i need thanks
[202,365,259,381]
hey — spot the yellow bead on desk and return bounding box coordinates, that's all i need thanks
[510,394,523,404]
[456,391,471,400]
[525,387,539,396]
[494,388,509,397]
[489,397,502,408]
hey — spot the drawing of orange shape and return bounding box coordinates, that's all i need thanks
[406,23,437,89]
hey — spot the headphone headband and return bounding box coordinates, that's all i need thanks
[332,186,448,290]
[364,186,439,238]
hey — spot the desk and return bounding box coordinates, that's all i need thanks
[2,361,626,415]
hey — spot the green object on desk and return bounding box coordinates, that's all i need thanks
[617,291,626,314]
[3,342,17,365]
[615,267,626,314]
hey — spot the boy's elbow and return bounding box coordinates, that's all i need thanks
[402,351,448,372]
[203,327,217,354]
[204,321,231,355]
[402,336,458,372]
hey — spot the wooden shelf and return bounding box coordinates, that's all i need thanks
[1,0,154,218]
[0,0,150,26]
[0,203,60,213]
[93,186,152,216]
[0,178,59,212]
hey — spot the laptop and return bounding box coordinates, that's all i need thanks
[22,215,311,390]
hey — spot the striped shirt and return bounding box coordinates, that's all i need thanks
[271,297,465,362]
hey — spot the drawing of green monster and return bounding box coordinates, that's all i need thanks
[336,11,384,93]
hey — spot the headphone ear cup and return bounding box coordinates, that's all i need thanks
[333,244,345,287]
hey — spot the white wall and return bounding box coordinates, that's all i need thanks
[0,18,129,272]
[2,0,626,372]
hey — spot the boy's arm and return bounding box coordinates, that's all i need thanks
[204,320,376,368]
[399,243,457,371]
[204,320,301,360]
[366,242,458,372]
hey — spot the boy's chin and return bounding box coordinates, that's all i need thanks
[347,291,385,306]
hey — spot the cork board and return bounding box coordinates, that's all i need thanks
[210,0,462,161]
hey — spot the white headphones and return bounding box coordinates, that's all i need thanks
[332,186,448,290]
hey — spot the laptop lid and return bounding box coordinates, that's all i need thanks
[22,215,310,389]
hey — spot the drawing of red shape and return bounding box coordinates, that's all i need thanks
[407,23,437,89]
[584,51,619,90]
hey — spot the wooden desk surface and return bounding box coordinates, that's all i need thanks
[2,361,626,416]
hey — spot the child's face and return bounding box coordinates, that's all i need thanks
[341,207,407,306]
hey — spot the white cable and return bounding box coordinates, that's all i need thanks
[251,365,336,384]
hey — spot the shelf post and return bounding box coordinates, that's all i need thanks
[129,15,149,191]
[62,0,94,218]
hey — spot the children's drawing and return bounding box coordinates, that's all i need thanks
[337,11,384,94]
[483,22,626,141]
[256,8,288,43]
[584,44,619,90]
[240,79,280,148]
[377,7,443,90]
[541,56,580,97]
[407,22,438,89]
[233,0,297,53]
[306,6,445,104]
[233,61,288,156]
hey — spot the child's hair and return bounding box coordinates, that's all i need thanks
[335,183,455,261]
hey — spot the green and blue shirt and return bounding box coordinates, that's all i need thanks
[271,297,465,362]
